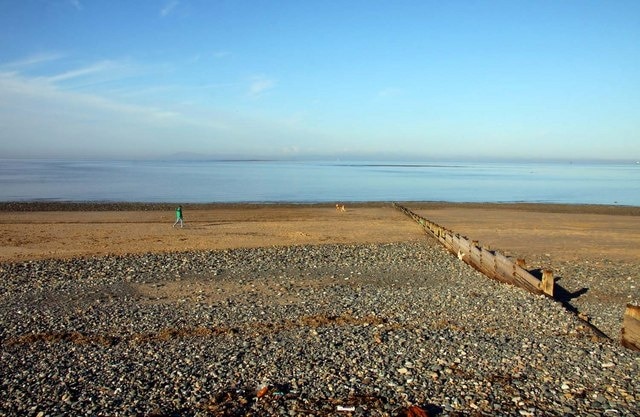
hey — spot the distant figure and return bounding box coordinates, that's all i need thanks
[173,205,184,228]
[336,203,346,212]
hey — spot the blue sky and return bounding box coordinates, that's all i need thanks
[0,1,638,161]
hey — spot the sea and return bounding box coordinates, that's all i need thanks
[0,159,638,206]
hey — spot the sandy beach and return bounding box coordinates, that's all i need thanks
[1,202,639,416]
[1,202,638,263]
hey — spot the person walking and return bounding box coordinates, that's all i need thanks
[173,205,184,228]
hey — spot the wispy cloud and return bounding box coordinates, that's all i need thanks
[0,71,175,120]
[69,0,82,10]
[43,60,120,83]
[1,52,65,70]
[0,56,317,158]
[0,65,265,151]
[248,75,275,97]
[0,70,201,158]
[160,0,179,17]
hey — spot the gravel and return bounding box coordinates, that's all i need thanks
[1,240,638,416]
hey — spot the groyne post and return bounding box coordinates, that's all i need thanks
[540,270,555,298]
[621,304,640,351]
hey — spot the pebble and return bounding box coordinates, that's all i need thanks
[0,241,638,416]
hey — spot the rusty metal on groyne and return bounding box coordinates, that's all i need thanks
[391,203,639,347]
[393,203,554,297]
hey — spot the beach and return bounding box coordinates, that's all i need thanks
[1,203,639,415]
[1,202,639,263]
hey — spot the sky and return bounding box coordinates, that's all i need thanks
[0,1,638,161]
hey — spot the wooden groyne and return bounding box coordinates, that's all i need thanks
[393,203,554,297]
[392,203,640,346]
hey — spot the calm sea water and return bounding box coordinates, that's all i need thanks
[0,159,638,206]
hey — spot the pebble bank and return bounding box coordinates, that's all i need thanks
[1,240,638,416]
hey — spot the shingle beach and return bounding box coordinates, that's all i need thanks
[1,239,638,416]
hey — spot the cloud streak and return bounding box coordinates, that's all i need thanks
[0,70,179,122]
[0,60,319,159]
[1,53,65,70]
[248,75,275,97]
[43,60,120,83]
[160,0,179,17]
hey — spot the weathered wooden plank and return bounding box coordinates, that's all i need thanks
[493,253,515,284]
[513,264,543,294]
[461,245,494,279]
[540,270,555,297]
[444,234,455,250]
[456,236,470,254]
[622,304,640,351]
[469,245,482,264]
[494,253,512,272]
[480,248,495,268]
[491,254,542,294]
[480,247,498,279]
[472,264,494,278]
